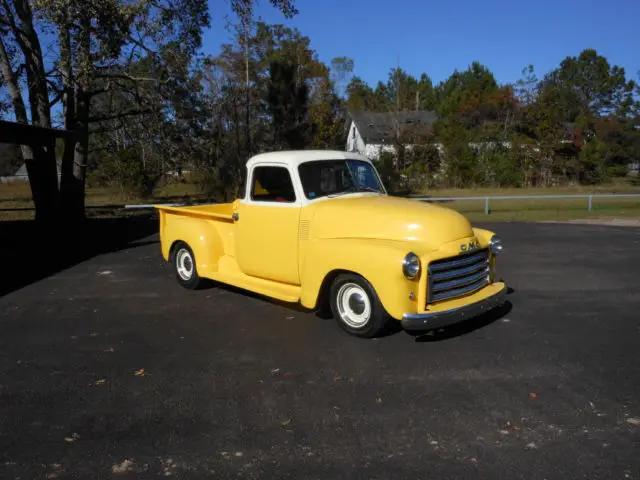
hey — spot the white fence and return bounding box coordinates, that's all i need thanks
[409,194,640,215]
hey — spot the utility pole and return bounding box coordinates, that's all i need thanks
[395,54,402,172]
[395,54,401,114]
[242,8,252,154]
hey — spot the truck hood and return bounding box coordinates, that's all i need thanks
[310,194,475,251]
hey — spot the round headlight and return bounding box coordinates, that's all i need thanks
[489,235,503,254]
[402,252,421,279]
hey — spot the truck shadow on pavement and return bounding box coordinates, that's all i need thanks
[412,300,513,343]
[194,277,515,341]
[0,213,159,298]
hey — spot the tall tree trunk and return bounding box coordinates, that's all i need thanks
[0,32,58,224]
[233,95,242,158]
[64,88,90,222]
[9,0,59,215]
[62,15,91,222]
[58,19,80,222]
[242,14,252,154]
[4,0,51,126]
[13,0,60,222]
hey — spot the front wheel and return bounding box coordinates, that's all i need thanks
[171,242,204,290]
[329,273,391,338]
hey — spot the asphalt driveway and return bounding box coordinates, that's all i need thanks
[1,222,639,479]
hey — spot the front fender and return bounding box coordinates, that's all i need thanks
[472,227,496,248]
[300,239,418,320]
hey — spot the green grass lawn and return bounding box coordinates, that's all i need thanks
[413,182,640,222]
[2,180,640,223]
[434,197,640,223]
[0,181,207,220]
[417,182,640,198]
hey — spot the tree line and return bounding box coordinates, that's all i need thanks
[346,55,639,190]
[1,0,639,223]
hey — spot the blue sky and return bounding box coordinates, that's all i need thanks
[202,0,640,87]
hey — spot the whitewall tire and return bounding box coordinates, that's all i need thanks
[329,273,391,338]
[172,242,204,290]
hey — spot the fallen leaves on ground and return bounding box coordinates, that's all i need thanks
[94,379,107,385]
[626,417,640,426]
[502,421,520,432]
[103,347,114,353]
[111,459,134,474]
[134,369,145,377]
[64,433,80,443]
[529,392,538,399]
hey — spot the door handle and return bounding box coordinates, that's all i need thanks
[232,212,239,221]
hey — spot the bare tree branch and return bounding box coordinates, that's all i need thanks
[89,109,152,123]
[127,35,157,57]
[96,72,163,83]
[87,87,111,98]
[49,90,63,107]
[46,78,61,93]
[0,35,27,123]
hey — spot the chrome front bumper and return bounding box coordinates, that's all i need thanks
[401,284,507,332]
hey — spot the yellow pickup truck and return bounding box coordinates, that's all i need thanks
[156,150,507,337]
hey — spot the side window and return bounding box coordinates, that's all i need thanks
[250,166,296,203]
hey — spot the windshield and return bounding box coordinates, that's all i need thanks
[298,159,385,200]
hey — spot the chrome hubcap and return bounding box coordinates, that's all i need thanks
[336,283,371,328]
[176,248,194,281]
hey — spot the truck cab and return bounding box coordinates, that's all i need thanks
[156,150,507,338]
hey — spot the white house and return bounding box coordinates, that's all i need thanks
[345,110,440,159]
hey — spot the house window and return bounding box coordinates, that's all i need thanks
[250,166,296,203]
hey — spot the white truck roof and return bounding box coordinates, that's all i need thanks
[246,150,372,169]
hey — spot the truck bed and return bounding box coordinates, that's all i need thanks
[155,203,234,221]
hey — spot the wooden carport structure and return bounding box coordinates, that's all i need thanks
[0,119,77,145]
[0,120,77,222]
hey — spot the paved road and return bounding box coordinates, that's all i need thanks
[1,222,639,479]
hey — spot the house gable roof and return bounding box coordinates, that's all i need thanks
[348,110,439,144]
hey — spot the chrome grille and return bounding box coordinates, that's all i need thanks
[427,249,490,304]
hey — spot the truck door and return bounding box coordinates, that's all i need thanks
[234,164,301,285]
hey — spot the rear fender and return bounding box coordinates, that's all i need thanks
[159,210,225,278]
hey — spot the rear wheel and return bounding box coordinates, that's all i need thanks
[329,273,391,338]
[171,242,204,290]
